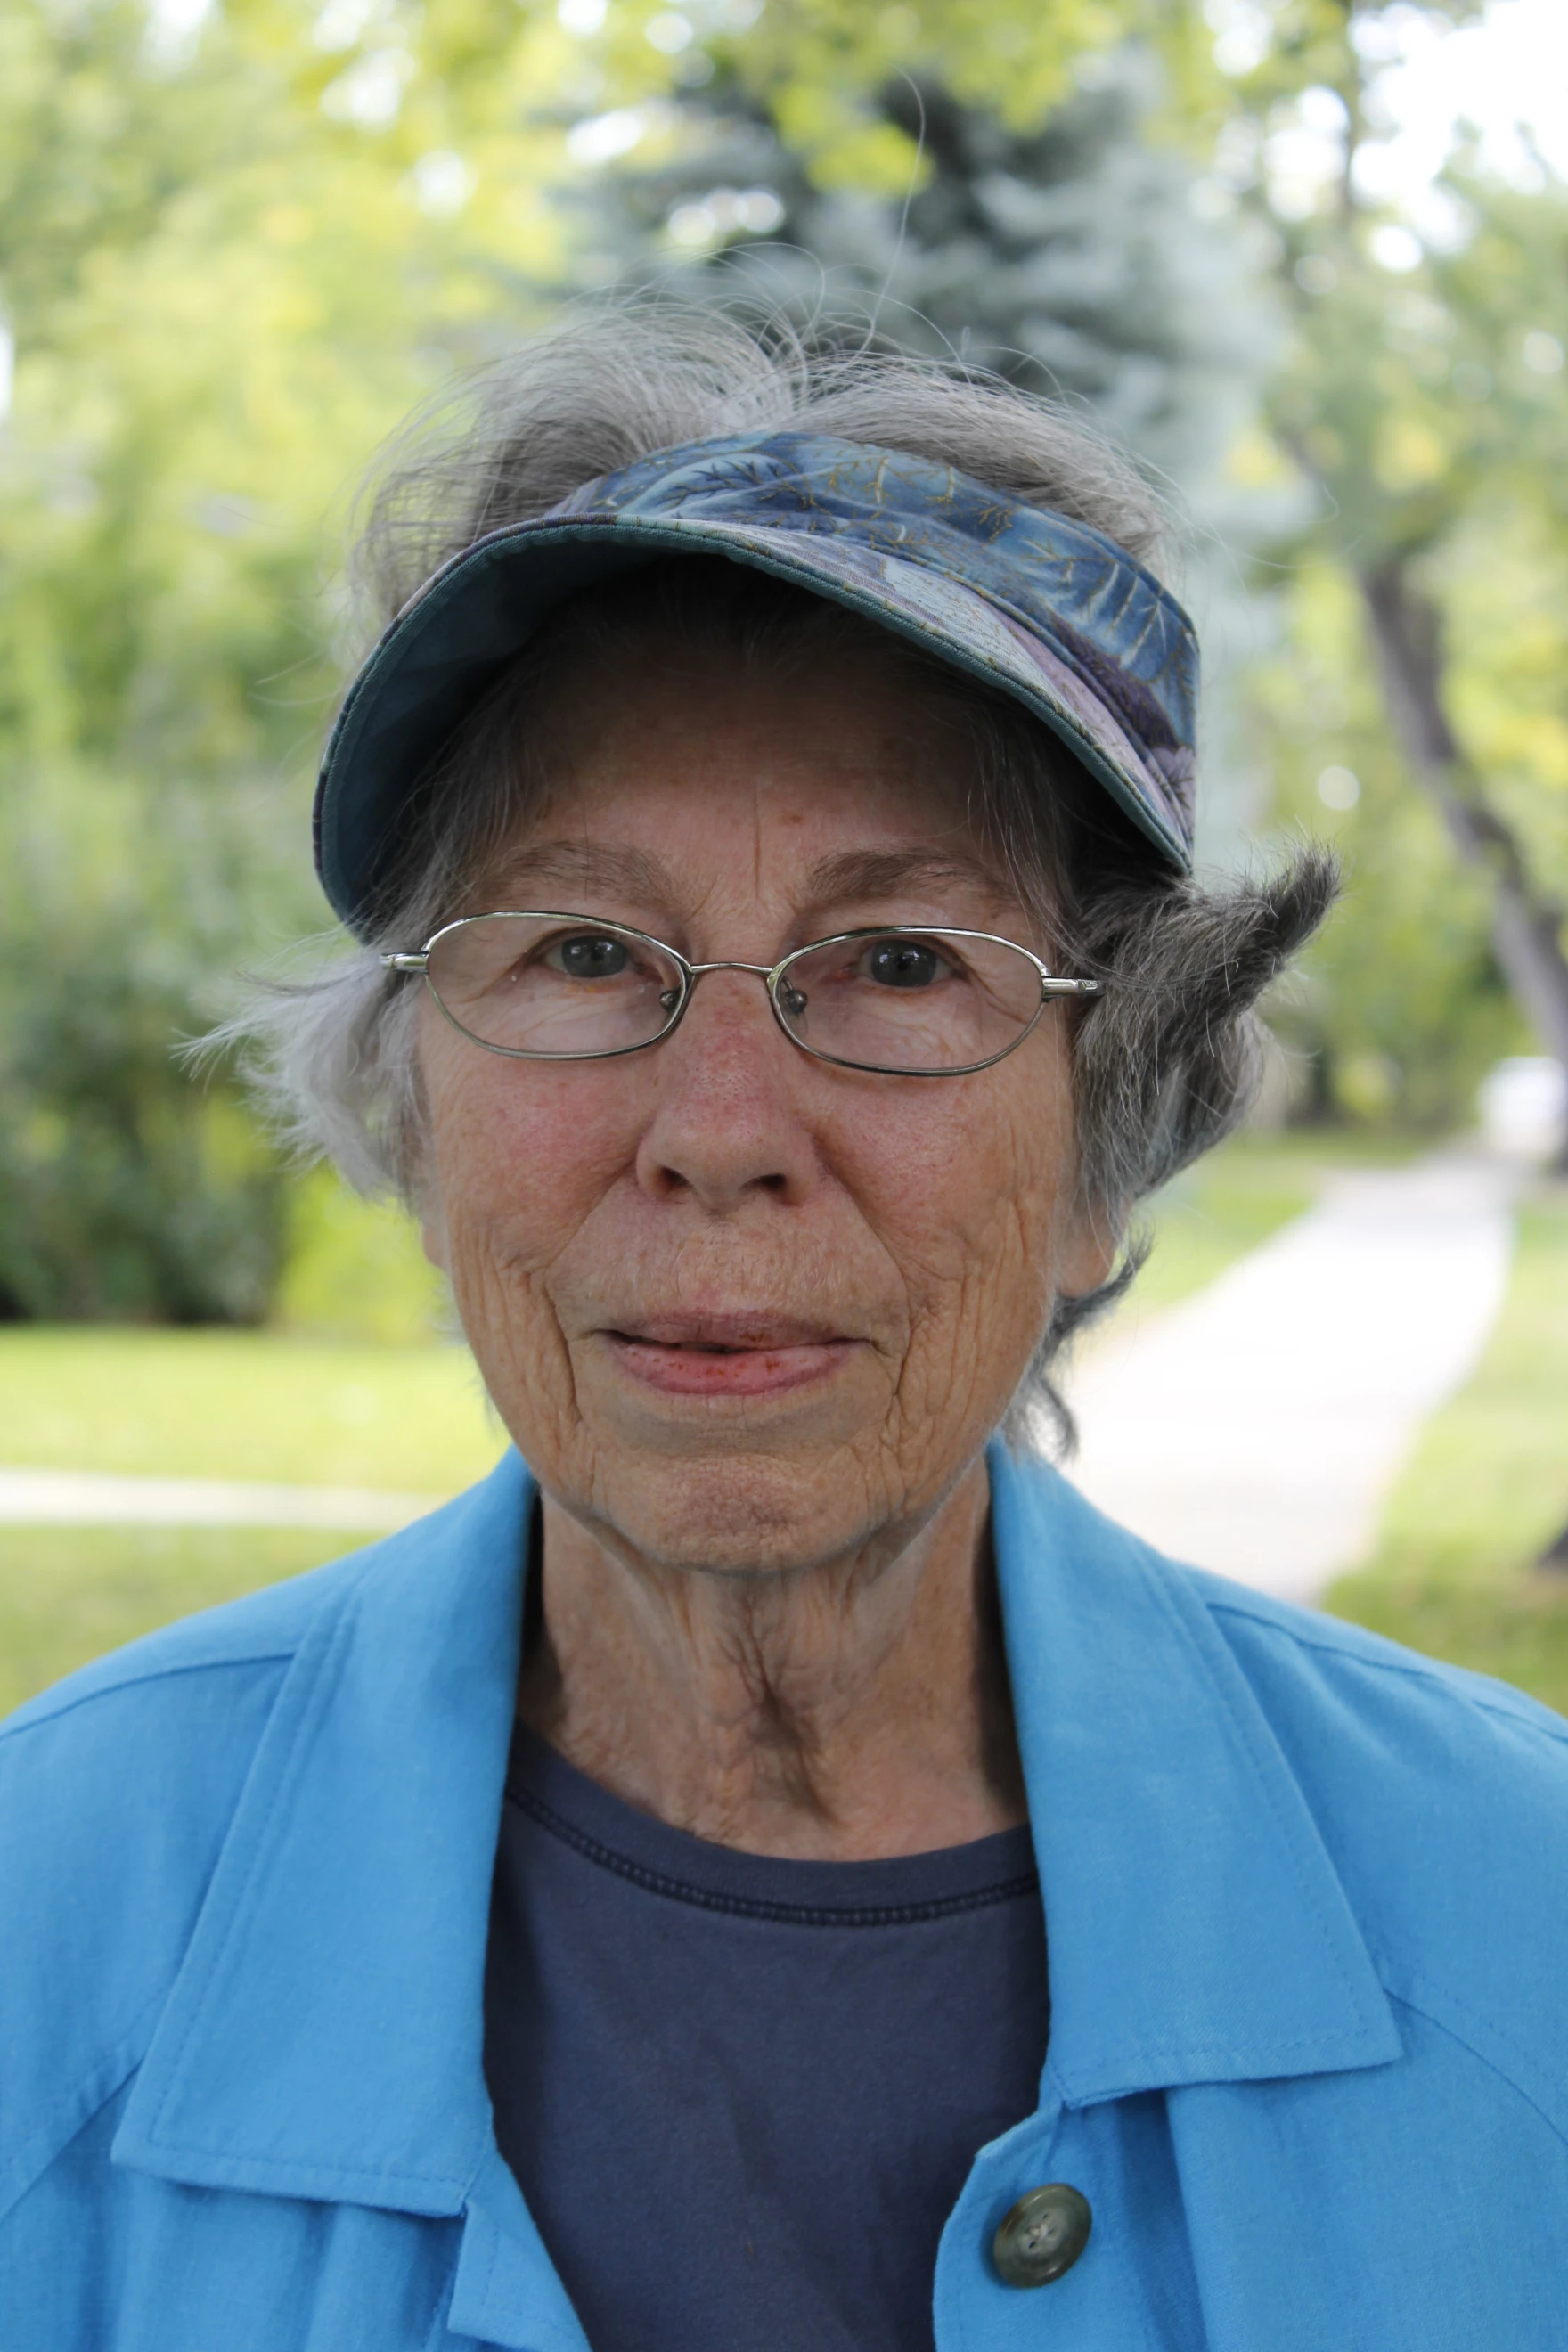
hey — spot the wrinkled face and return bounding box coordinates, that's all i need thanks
[416,641,1115,1579]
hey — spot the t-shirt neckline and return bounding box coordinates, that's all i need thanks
[505,1722,1039,1928]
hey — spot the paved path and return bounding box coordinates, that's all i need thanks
[1061,1152,1522,1605]
[0,1468,440,1532]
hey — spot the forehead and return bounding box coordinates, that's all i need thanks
[476,637,1024,920]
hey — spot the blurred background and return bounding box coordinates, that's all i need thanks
[2,0,1565,1711]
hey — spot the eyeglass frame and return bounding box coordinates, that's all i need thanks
[381,911,1103,1079]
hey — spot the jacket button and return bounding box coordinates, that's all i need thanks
[992,2184,1093,2287]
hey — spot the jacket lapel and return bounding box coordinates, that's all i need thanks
[990,1444,1401,2105]
[114,1453,536,2212]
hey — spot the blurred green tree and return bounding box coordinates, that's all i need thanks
[0,0,308,1314]
[1208,4,1568,1134]
[559,53,1260,492]
[0,0,566,1317]
[0,775,285,1319]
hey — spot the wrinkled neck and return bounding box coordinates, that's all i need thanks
[517,1459,1025,1860]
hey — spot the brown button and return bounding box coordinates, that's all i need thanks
[992,2183,1093,2287]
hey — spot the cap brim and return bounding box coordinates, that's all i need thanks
[316,511,1191,934]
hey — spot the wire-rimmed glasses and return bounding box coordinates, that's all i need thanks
[381,911,1102,1078]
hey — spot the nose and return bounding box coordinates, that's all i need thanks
[633,968,820,1211]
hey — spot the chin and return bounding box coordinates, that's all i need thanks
[584,1446,893,1582]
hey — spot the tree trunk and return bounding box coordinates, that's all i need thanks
[1360,556,1568,1165]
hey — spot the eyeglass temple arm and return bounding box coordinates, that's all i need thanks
[1042,975,1102,997]
[381,952,429,973]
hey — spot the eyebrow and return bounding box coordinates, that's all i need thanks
[477,838,1011,919]
[479,840,676,906]
[803,846,1009,908]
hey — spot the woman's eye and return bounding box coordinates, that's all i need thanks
[550,935,630,981]
[862,939,948,990]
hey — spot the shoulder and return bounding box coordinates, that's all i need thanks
[1182,1563,1568,2109]
[3,1546,359,1739]
[1187,1562,1568,1811]
[1005,1448,1568,2126]
[0,1538,375,1782]
[0,1455,528,2228]
[0,1545,376,2219]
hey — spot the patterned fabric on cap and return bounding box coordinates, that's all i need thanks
[314,430,1199,932]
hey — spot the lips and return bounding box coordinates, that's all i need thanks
[600,1314,858,1399]
[611,1312,844,1350]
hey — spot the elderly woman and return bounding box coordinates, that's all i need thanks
[4,311,1567,2352]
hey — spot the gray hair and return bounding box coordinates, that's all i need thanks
[225,303,1335,1441]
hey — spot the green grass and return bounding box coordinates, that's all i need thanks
[0,1525,367,1718]
[274,1168,453,1345]
[0,1327,504,1492]
[1327,1187,1568,1719]
[0,1129,1399,1715]
[0,1320,508,1714]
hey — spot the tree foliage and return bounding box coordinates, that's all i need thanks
[1206,5,1568,1131]
[569,53,1261,487]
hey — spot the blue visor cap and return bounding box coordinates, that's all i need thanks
[315,430,1199,933]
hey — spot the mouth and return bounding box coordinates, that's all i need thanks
[600,1315,859,1400]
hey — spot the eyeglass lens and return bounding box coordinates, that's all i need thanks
[778,931,1042,1070]
[428,915,685,1059]
[424,915,1044,1073]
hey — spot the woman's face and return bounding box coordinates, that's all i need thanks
[416,641,1115,1579]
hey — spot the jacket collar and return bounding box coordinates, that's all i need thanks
[115,1443,1396,2219]
[988,1446,1399,2105]
[115,1453,537,2214]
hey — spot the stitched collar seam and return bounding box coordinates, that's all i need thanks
[0,1647,298,1744]
[1202,1600,1568,1748]
[1049,2014,1388,2101]
[123,2139,473,2196]
[3,1986,167,2222]
[506,1783,1040,1925]
[1375,1964,1568,2150]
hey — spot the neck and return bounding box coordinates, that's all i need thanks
[517,1458,1025,1860]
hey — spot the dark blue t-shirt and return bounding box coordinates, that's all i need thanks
[484,1726,1048,2352]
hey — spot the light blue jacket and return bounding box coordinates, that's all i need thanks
[4,1444,1568,2350]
